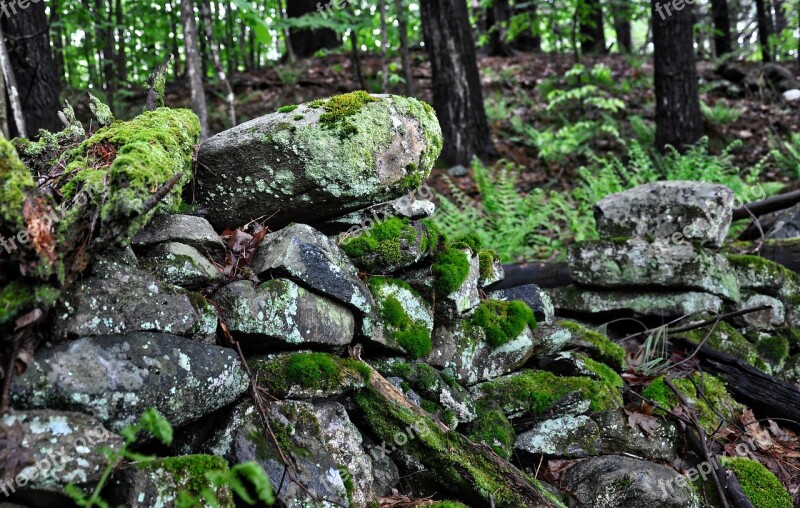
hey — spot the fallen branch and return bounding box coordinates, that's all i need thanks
[732,189,800,220]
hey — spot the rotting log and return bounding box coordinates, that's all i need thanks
[732,188,800,220]
[351,352,561,507]
[488,262,573,291]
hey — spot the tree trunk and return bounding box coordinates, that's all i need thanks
[611,0,633,53]
[50,0,66,86]
[276,0,296,62]
[420,0,492,165]
[651,0,703,153]
[96,0,116,112]
[180,0,209,140]
[201,0,236,128]
[350,29,366,89]
[286,0,340,58]
[487,0,515,56]
[170,1,182,78]
[580,0,607,54]
[0,25,25,138]
[2,0,61,137]
[710,0,733,56]
[511,2,541,52]
[395,0,414,96]
[755,0,774,61]
[115,0,127,84]
[379,0,389,91]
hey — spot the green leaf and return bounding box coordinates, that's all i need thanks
[230,462,275,505]
[138,408,174,445]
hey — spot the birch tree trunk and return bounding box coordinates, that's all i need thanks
[395,0,414,96]
[379,0,389,91]
[180,0,210,140]
[201,0,237,128]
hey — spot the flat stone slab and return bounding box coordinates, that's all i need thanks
[549,286,723,317]
[139,241,224,289]
[594,181,735,247]
[515,415,600,458]
[488,283,554,324]
[569,238,740,301]
[132,214,225,258]
[10,333,248,432]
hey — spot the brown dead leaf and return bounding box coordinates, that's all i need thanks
[0,420,34,482]
[625,408,660,437]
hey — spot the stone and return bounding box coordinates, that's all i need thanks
[342,219,439,275]
[766,203,800,240]
[593,181,735,247]
[784,89,800,102]
[369,278,434,356]
[764,63,800,92]
[447,165,469,178]
[319,193,436,235]
[488,284,554,324]
[563,455,701,508]
[737,293,786,330]
[132,214,225,258]
[10,333,249,432]
[477,251,504,288]
[556,320,627,371]
[592,409,679,461]
[248,352,368,399]
[0,410,122,501]
[53,256,218,341]
[195,93,443,229]
[514,415,600,458]
[549,285,724,317]
[726,254,800,300]
[570,238,740,301]
[139,242,224,289]
[251,224,375,318]
[216,279,354,350]
[362,436,400,496]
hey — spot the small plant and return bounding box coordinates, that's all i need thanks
[274,64,303,85]
[701,100,743,125]
[771,132,800,178]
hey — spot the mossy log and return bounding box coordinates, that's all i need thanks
[351,358,563,507]
[725,239,800,274]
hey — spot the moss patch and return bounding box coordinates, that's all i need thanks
[681,321,763,370]
[757,335,789,369]
[0,281,60,327]
[431,247,471,294]
[250,352,370,395]
[143,454,233,506]
[0,139,35,233]
[379,295,432,358]
[465,400,514,459]
[278,105,298,113]
[472,300,537,347]
[557,320,627,371]
[720,456,792,508]
[317,91,378,139]
[342,217,436,272]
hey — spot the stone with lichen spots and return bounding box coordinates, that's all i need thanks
[132,214,226,259]
[215,279,354,351]
[593,181,735,247]
[196,92,443,229]
[139,242,224,289]
[368,278,434,355]
[0,410,122,501]
[549,285,724,317]
[9,333,248,432]
[569,238,740,301]
[515,415,601,458]
[318,195,437,235]
[488,284,554,324]
[591,409,679,461]
[736,293,786,330]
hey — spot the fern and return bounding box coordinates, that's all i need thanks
[771,132,800,179]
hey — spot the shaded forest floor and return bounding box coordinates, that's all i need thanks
[67,51,800,201]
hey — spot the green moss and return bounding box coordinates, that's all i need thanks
[720,457,792,508]
[557,320,627,371]
[472,300,536,347]
[757,335,789,368]
[144,454,233,506]
[0,282,60,327]
[379,295,432,359]
[250,352,370,394]
[431,248,470,294]
[341,217,429,271]
[0,139,35,233]
[465,401,514,459]
[478,369,623,416]
[682,321,763,370]
[293,115,304,121]
[317,91,378,139]
[278,105,298,113]
[453,234,482,252]
[477,249,498,280]
[642,373,742,435]
[582,356,624,389]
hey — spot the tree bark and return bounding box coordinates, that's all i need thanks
[580,0,608,54]
[2,0,61,137]
[420,0,492,165]
[0,25,25,138]
[350,29,366,90]
[115,0,127,84]
[286,0,340,58]
[395,0,414,96]
[710,0,733,56]
[611,0,633,53]
[170,1,182,78]
[276,0,296,62]
[379,0,389,91]
[50,0,66,86]
[652,0,703,153]
[487,0,515,56]
[511,2,541,52]
[755,0,774,61]
[180,0,210,140]
[201,0,236,128]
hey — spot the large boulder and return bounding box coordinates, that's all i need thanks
[10,333,249,432]
[593,181,735,247]
[195,92,443,229]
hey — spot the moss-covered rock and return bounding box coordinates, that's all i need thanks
[719,456,792,508]
[196,93,443,229]
[342,217,439,274]
[249,352,370,398]
[756,335,790,372]
[726,254,800,300]
[549,285,724,317]
[134,455,234,507]
[679,320,766,371]
[557,320,627,371]
[0,138,35,233]
[369,277,434,358]
[471,300,537,347]
[477,249,504,287]
[464,400,514,458]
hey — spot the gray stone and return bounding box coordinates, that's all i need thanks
[344,220,438,275]
[447,165,469,178]
[477,252,504,288]
[488,284,554,324]
[320,194,436,234]
[737,293,786,330]
[195,94,442,229]
[140,242,224,289]
[216,279,354,350]
[363,436,399,496]
[727,254,800,299]
[569,238,740,301]
[784,89,800,102]
[549,285,724,317]
[592,409,679,461]
[369,278,434,355]
[593,181,735,247]
[132,214,225,258]
[248,352,368,399]
[564,455,701,508]
[54,257,218,341]
[764,63,800,92]
[251,224,375,318]
[515,415,600,458]
[10,333,249,432]
[0,410,122,499]
[766,203,800,240]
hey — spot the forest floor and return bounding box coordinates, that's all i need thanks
[69,51,800,201]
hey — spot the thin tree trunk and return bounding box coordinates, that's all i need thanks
[710,0,733,56]
[420,0,492,165]
[276,0,296,62]
[0,26,25,138]
[773,0,787,32]
[487,0,515,56]
[50,0,66,85]
[170,1,182,78]
[395,0,413,96]
[379,0,388,91]
[611,0,633,53]
[286,0,340,58]
[755,0,774,61]
[651,0,703,152]
[350,29,366,89]
[180,0,209,140]
[101,0,116,112]
[201,0,236,128]
[239,19,251,70]
[115,0,127,84]
[580,0,608,54]
[0,57,7,139]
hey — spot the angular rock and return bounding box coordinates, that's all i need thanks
[342,219,439,275]
[563,455,701,508]
[196,93,443,229]
[216,279,354,350]
[592,409,678,461]
[132,214,225,258]
[515,415,600,458]
[251,224,375,318]
[489,284,554,324]
[320,193,436,235]
[10,333,249,432]
[0,410,122,501]
[737,293,786,330]
[549,285,724,317]
[766,202,800,240]
[369,278,434,356]
[593,181,735,247]
[477,250,504,288]
[54,256,218,341]
[140,242,224,289]
[569,238,740,301]
[726,254,800,299]
[249,352,369,399]
[556,320,627,371]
